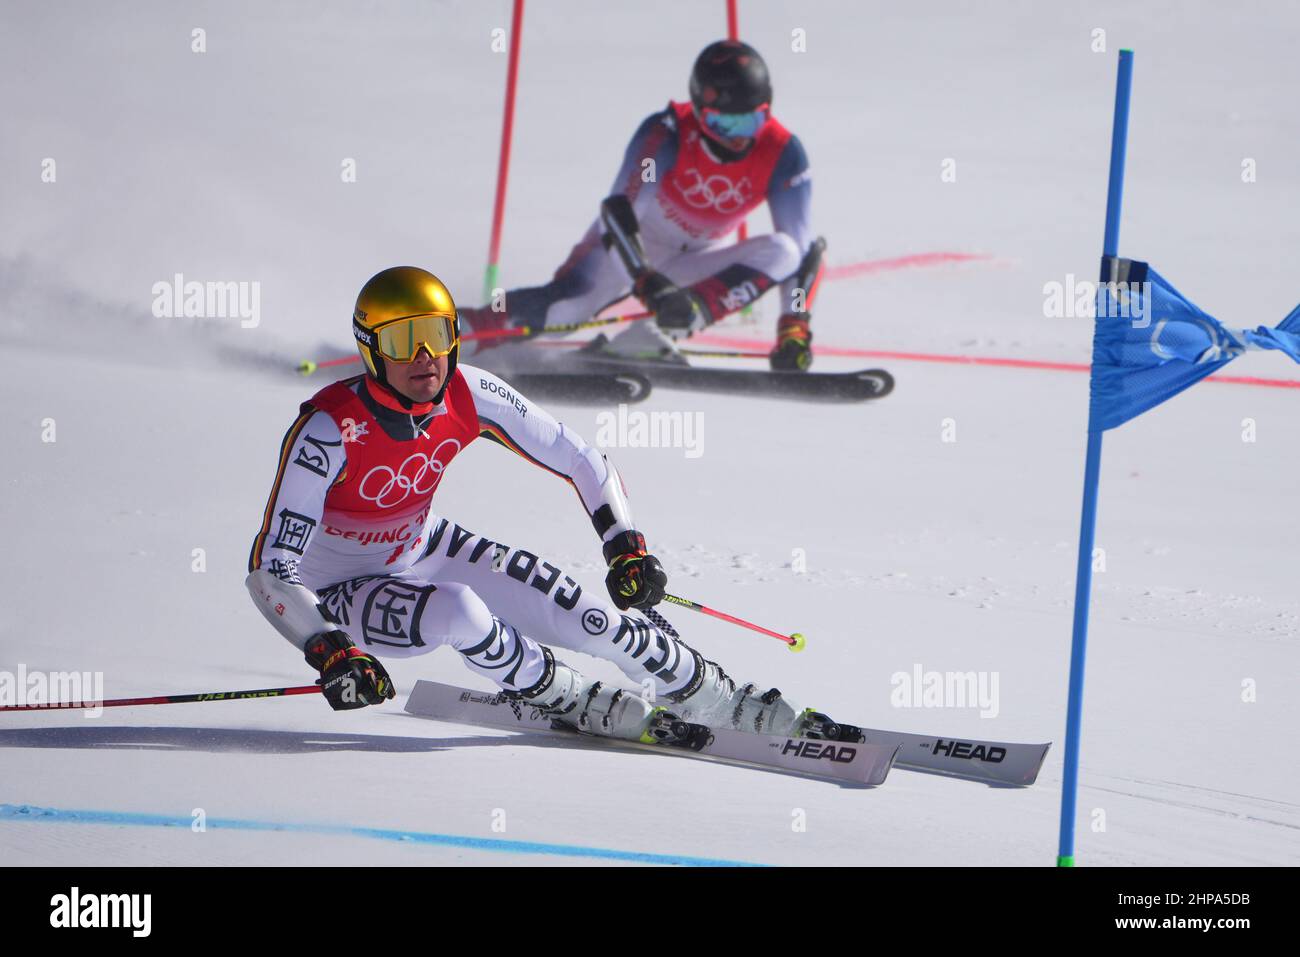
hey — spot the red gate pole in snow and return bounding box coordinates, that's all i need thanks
[482,0,526,302]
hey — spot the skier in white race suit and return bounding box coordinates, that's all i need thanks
[247,267,852,742]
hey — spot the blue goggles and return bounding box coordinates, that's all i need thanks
[699,104,770,140]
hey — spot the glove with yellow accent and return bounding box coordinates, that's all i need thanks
[603,530,668,610]
[304,630,396,711]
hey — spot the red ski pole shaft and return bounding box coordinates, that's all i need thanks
[297,310,654,374]
[461,309,651,343]
[0,685,321,712]
[661,593,807,652]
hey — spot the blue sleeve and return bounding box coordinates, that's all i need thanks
[767,134,813,255]
[608,107,680,201]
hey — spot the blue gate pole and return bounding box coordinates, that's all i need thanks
[1057,48,1134,868]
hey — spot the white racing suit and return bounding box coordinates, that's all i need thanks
[246,364,699,699]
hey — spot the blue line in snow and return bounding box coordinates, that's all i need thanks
[0,804,763,867]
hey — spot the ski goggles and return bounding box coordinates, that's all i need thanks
[699,103,770,140]
[353,313,458,362]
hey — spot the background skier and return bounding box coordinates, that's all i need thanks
[463,39,823,371]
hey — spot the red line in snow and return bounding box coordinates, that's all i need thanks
[1206,373,1300,389]
[690,334,1300,390]
[823,251,994,281]
[573,250,1299,391]
[593,251,995,321]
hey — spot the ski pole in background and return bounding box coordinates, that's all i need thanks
[0,685,322,712]
[459,307,651,345]
[296,308,652,374]
[482,0,526,303]
[680,347,771,359]
[661,593,807,651]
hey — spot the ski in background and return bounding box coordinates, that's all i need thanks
[505,370,652,404]
[561,345,895,402]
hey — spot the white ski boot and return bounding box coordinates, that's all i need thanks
[586,323,688,364]
[510,651,702,745]
[667,653,865,742]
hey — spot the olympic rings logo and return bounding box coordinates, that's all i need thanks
[677,168,752,213]
[357,440,462,507]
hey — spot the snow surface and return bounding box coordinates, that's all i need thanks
[2,0,1298,866]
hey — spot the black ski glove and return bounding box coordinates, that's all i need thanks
[633,271,710,336]
[603,530,668,610]
[304,630,395,711]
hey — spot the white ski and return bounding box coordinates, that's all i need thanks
[858,728,1050,786]
[404,680,897,786]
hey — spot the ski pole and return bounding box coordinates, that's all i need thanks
[680,347,771,360]
[0,684,321,712]
[297,355,361,374]
[296,310,653,375]
[661,593,807,652]
[461,309,651,344]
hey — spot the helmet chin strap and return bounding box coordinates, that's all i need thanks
[365,349,413,410]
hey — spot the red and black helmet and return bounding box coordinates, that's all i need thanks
[689,40,772,116]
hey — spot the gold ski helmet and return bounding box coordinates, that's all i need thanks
[352,266,460,400]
